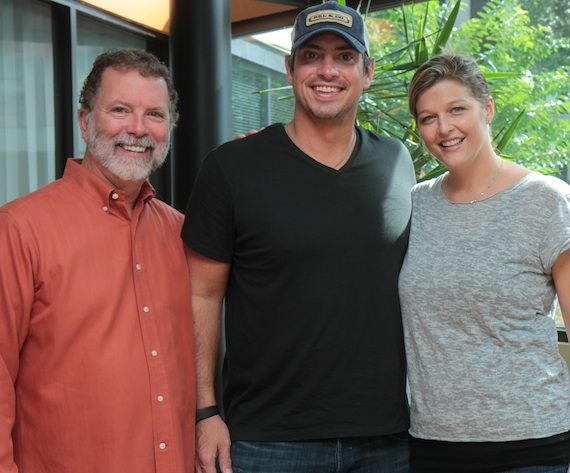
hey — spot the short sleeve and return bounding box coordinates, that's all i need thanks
[541,191,570,272]
[181,153,234,263]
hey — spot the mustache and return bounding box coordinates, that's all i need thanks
[111,134,157,150]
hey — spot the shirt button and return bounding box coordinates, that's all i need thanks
[151,350,158,357]
[157,395,164,402]
[143,306,150,313]
[111,192,119,200]
[159,442,166,450]
[102,206,109,212]
[136,264,142,271]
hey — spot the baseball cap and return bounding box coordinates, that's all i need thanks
[291,1,369,55]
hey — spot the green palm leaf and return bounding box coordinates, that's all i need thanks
[495,108,526,153]
[432,0,461,56]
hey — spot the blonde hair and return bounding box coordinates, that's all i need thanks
[408,54,489,120]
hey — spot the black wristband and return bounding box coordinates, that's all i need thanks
[196,405,219,424]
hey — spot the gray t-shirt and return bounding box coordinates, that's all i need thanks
[399,172,570,442]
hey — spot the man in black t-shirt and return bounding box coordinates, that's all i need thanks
[183,2,416,472]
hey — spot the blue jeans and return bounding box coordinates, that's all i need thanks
[230,434,410,473]
[500,466,569,473]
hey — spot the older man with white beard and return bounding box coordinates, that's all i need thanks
[0,49,196,473]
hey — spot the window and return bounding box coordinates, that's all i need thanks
[0,0,55,206]
[231,37,293,137]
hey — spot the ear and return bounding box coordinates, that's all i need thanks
[78,108,90,143]
[363,56,375,91]
[485,96,495,124]
[285,55,294,86]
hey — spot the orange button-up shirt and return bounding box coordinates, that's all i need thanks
[0,159,195,473]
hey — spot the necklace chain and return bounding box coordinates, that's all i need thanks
[331,129,356,169]
[285,123,356,170]
[445,158,505,204]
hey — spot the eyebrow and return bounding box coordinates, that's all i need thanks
[106,100,167,112]
[417,99,470,115]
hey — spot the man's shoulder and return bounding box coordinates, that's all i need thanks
[356,127,414,181]
[146,198,184,224]
[1,179,66,217]
[358,127,407,150]
[0,181,72,247]
[215,124,283,155]
[199,124,285,178]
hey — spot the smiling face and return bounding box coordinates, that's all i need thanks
[415,79,495,171]
[78,67,171,186]
[286,32,374,125]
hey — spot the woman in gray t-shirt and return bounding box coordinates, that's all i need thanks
[399,54,570,472]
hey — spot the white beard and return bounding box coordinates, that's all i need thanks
[86,119,169,182]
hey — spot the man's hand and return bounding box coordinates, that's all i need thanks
[195,415,232,473]
[233,127,264,140]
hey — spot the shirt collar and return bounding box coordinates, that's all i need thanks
[63,158,156,208]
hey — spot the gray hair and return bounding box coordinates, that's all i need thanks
[79,49,179,126]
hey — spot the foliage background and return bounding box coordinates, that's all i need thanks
[360,0,569,180]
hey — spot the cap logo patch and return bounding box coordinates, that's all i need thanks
[306,10,353,28]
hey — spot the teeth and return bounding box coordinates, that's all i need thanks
[442,138,462,147]
[122,144,147,153]
[314,86,339,93]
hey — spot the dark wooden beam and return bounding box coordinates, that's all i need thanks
[232,0,422,36]
[257,0,419,11]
